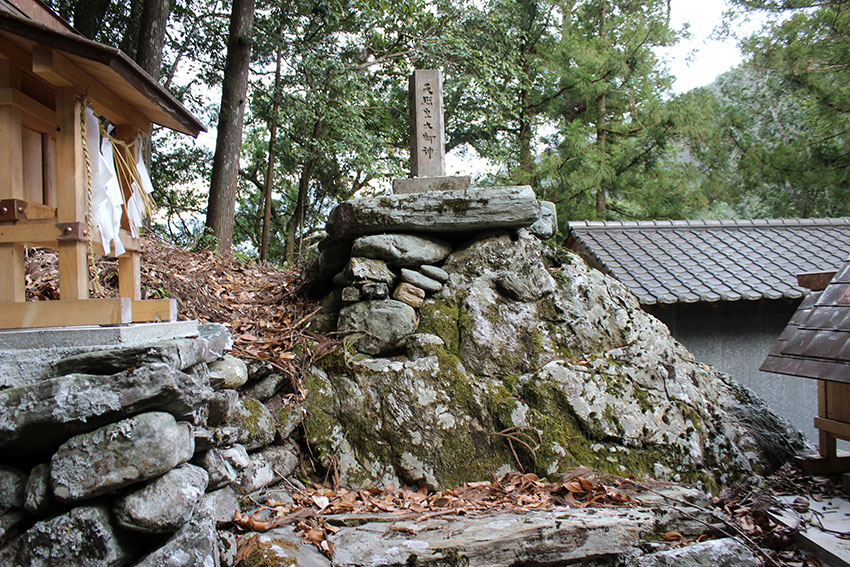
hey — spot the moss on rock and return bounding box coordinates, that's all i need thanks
[224,397,276,451]
[304,229,807,490]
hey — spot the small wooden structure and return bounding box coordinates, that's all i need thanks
[0,1,203,329]
[762,266,850,473]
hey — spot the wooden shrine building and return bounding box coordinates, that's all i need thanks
[762,265,850,474]
[0,0,203,329]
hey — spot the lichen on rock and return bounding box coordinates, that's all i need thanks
[304,229,807,489]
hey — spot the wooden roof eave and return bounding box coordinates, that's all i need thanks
[0,10,205,137]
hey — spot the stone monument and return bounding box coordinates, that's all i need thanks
[392,70,472,194]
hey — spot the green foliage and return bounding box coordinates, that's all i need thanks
[675,0,850,218]
[233,0,449,263]
[49,0,850,259]
[438,0,690,223]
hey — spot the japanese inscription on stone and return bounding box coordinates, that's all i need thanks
[409,69,445,178]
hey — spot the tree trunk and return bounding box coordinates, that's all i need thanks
[517,1,536,187]
[595,91,607,217]
[259,29,283,263]
[119,0,144,60]
[595,0,608,219]
[135,0,171,80]
[72,0,111,39]
[284,161,313,265]
[519,86,533,182]
[205,0,255,254]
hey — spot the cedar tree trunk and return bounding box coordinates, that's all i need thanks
[205,0,255,254]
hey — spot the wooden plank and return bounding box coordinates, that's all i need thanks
[0,104,23,200]
[22,126,42,202]
[0,87,56,134]
[18,199,55,220]
[118,250,140,300]
[815,417,850,442]
[42,133,55,206]
[132,299,177,323]
[0,220,60,243]
[32,46,150,135]
[0,223,137,250]
[0,297,131,329]
[797,271,837,291]
[0,243,25,302]
[796,454,850,475]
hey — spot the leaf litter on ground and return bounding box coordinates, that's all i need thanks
[24,236,334,393]
[23,238,845,567]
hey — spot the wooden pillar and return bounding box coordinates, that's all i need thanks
[0,58,25,302]
[55,89,88,300]
[818,380,837,458]
[113,124,142,303]
[118,252,141,300]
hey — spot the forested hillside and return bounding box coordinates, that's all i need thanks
[46,0,850,263]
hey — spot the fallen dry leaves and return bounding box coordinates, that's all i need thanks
[24,237,327,383]
[233,471,640,558]
[708,463,842,567]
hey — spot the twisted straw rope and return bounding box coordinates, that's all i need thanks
[78,96,104,295]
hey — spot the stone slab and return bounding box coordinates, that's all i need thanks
[0,322,228,389]
[326,185,541,240]
[0,321,199,350]
[330,507,655,566]
[771,495,850,567]
[392,176,471,194]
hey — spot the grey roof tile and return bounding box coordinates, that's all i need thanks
[567,218,850,305]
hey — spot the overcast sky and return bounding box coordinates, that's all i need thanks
[661,0,771,93]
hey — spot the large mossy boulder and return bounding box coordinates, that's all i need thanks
[304,230,807,490]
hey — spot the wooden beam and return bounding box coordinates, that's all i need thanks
[0,220,61,244]
[797,271,837,291]
[32,46,150,135]
[0,243,25,302]
[119,250,140,300]
[815,417,850,442]
[0,87,57,134]
[0,223,139,251]
[92,227,140,254]
[796,455,850,475]
[0,297,131,329]
[132,299,177,323]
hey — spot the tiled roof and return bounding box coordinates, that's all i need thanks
[760,262,850,384]
[566,218,850,306]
